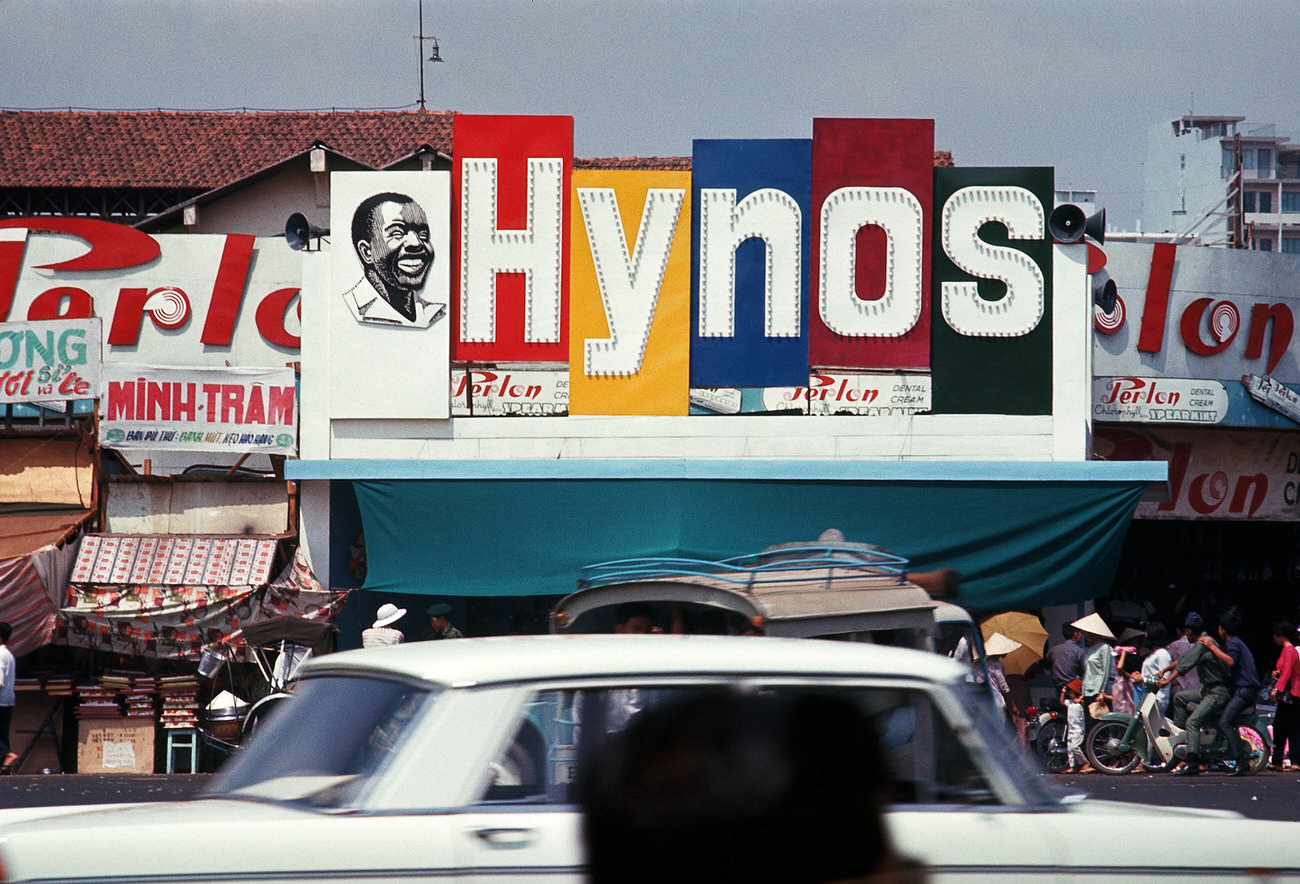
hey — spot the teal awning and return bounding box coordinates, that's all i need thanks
[289,459,1166,614]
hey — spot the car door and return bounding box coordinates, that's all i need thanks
[871,684,1069,882]
[452,687,589,883]
[454,678,1068,884]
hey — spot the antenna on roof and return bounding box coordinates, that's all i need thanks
[415,0,445,111]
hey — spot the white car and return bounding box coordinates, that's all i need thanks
[1,635,1298,882]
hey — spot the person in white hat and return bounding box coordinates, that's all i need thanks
[984,632,1023,723]
[362,603,407,648]
[1072,612,1116,725]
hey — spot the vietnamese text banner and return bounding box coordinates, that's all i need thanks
[100,365,297,455]
[0,318,100,404]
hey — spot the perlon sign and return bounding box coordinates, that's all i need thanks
[1094,242,1300,429]
[0,220,301,367]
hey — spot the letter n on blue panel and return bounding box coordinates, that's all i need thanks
[690,139,811,387]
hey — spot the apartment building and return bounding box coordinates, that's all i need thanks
[1142,113,1300,250]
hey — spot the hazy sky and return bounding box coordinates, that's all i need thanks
[5,0,1300,228]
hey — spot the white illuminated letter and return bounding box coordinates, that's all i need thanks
[460,157,565,343]
[818,187,923,337]
[940,186,1045,337]
[579,187,684,376]
[698,188,802,338]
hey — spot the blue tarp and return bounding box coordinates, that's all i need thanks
[348,471,1152,613]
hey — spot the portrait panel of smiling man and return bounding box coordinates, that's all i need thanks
[327,172,451,419]
[344,191,445,328]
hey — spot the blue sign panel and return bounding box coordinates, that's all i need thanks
[690,139,811,387]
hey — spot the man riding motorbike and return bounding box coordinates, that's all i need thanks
[1214,612,1262,777]
[1156,612,1231,777]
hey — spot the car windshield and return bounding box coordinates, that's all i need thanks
[205,674,434,809]
[952,678,1062,806]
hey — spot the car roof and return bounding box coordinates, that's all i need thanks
[303,634,970,688]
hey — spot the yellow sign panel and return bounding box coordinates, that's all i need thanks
[568,170,691,415]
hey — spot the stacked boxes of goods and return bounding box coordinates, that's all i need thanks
[158,675,200,730]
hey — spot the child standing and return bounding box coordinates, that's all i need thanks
[1061,678,1093,773]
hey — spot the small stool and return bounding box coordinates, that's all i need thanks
[165,728,199,774]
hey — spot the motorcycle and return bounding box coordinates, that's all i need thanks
[1024,699,1071,773]
[1084,678,1272,776]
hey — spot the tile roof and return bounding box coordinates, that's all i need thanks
[0,109,455,188]
[0,110,955,190]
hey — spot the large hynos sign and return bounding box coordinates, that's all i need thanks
[326,115,1057,419]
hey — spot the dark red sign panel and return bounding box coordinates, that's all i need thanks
[809,118,934,369]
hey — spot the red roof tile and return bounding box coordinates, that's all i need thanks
[0,110,455,188]
[0,110,954,190]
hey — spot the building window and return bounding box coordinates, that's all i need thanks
[1282,192,1300,213]
[1260,149,1274,175]
[1261,191,1274,213]
[1243,149,1257,170]
[1284,238,1300,254]
[1245,191,1257,212]
[1259,238,1274,251]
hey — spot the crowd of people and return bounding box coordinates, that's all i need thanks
[1026,609,1300,775]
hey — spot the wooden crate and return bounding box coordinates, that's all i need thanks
[76,717,155,774]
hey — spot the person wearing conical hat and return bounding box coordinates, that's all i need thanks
[1073,612,1116,730]
[984,632,1023,724]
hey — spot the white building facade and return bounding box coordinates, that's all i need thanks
[1143,114,1300,251]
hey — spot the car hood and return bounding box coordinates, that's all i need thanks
[0,797,372,882]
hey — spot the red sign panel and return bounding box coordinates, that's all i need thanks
[809,118,934,369]
[451,114,574,363]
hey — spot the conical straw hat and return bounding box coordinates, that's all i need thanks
[984,632,1023,657]
[1070,612,1115,640]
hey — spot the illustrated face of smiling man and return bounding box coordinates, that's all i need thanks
[356,197,433,320]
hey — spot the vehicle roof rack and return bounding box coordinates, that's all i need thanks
[578,542,910,591]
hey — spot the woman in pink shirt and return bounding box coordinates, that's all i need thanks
[1268,620,1300,771]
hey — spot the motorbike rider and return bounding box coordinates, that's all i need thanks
[1157,612,1231,777]
[1214,612,1262,776]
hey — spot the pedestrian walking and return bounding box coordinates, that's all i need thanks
[1269,620,1300,771]
[0,623,14,773]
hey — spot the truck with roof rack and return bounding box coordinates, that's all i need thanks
[550,529,991,689]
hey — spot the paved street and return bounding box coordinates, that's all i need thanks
[1051,768,1300,821]
[0,774,209,807]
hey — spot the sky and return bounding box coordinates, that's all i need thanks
[4,0,1300,229]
